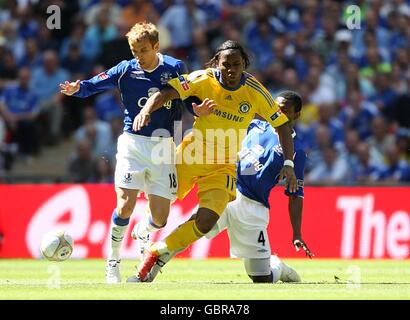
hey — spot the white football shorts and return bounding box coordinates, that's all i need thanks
[114,132,177,201]
[206,190,271,259]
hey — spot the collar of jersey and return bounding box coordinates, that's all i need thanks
[134,53,164,73]
[213,69,246,91]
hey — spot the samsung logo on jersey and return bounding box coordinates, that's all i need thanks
[213,109,244,122]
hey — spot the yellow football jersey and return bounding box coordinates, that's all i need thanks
[168,68,289,164]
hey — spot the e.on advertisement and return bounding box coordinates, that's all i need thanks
[0,185,408,259]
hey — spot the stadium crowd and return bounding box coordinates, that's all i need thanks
[0,0,409,184]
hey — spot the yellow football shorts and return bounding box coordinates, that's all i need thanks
[176,135,237,215]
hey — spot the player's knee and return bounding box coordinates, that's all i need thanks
[198,189,230,216]
[195,208,219,234]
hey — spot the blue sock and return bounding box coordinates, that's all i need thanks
[112,209,130,226]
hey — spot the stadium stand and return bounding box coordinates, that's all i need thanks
[0,0,409,185]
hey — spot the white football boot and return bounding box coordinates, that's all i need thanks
[105,259,121,284]
[271,255,301,283]
[131,223,151,260]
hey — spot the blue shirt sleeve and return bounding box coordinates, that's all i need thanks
[73,60,128,98]
[177,61,188,75]
[285,149,306,197]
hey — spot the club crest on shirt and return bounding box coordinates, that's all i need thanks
[239,101,251,114]
[148,87,160,97]
[160,72,173,85]
[122,173,132,184]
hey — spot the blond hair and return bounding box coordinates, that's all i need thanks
[126,22,159,46]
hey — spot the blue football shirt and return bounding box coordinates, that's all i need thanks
[237,119,307,208]
[73,53,187,137]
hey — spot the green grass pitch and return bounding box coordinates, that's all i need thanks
[1,259,409,300]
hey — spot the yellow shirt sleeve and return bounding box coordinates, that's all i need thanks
[247,77,289,127]
[167,70,208,99]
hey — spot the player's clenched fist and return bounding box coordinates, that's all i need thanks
[59,80,80,96]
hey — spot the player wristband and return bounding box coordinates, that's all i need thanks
[284,160,294,168]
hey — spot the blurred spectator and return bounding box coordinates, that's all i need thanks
[366,116,396,165]
[83,7,118,62]
[18,37,42,69]
[354,142,382,183]
[93,157,114,183]
[1,21,25,62]
[59,20,90,61]
[339,89,379,140]
[61,41,92,80]
[359,45,392,80]
[85,0,122,27]
[392,71,410,128]
[122,0,160,29]
[309,103,344,148]
[160,0,207,58]
[98,21,134,69]
[345,63,375,99]
[304,124,332,173]
[395,128,410,163]
[74,107,112,160]
[30,50,69,144]
[0,67,39,156]
[378,144,410,183]
[307,63,336,105]
[306,145,349,184]
[17,5,39,40]
[369,72,398,119]
[0,0,19,27]
[0,49,18,88]
[312,16,338,61]
[341,129,360,174]
[244,16,282,69]
[94,89,123,122]
[67,139,98,183]
[325,46,352,101]
[352,9,391,62]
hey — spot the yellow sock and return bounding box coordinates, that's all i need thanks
[164,220,204,252]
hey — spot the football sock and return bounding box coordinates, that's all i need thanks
[160,220,204,253]
[108,209,129,261]
[137,215,165,239]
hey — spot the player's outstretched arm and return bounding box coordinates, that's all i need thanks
[277,122,297,193]
[289,195,314,258]
[59,80,80,96]
[133,86,180,131]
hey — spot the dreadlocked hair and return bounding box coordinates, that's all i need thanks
[205,40,250,69]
